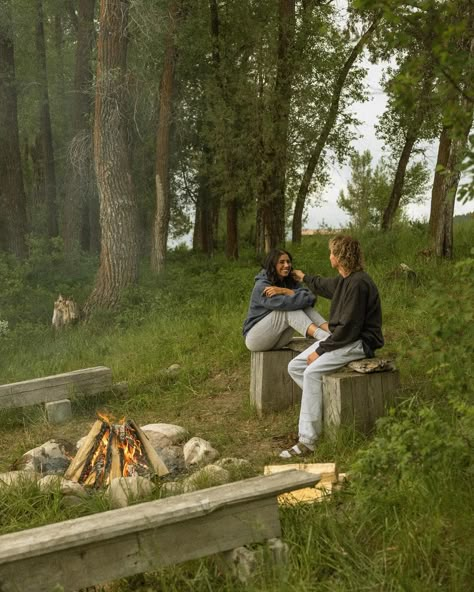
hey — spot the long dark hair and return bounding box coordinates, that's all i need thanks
[262,248,295,287]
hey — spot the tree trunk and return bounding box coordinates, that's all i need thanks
[381,132,417,230]
[259,0,295,250]
[429,115,473,258]
[84,0,139,313]
[226,199,239,260]
[429,126,451,234]
[0,0,28,258]
[291,19,379,243]
[194,173,215,255]
[63,0,96,257]
[429,28,474,258]
[151,0,179,274]
[36,0,58,237]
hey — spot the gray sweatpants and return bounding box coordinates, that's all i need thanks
[245,307,328,352]
[288,338,366,445]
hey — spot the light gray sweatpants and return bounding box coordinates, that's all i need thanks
[288,338,366,445]
[245,307,327,352]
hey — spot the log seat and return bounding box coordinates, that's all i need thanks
[250,338,400,436]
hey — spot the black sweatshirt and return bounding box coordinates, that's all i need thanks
[303,271,384,357]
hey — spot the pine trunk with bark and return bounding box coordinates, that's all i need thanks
[63,0,96,257]
[151,0,179,274]
[36,0,58,237]
[292,19,378,243]
[0,0,27,258]
[259,0,295,250]
[84,0,139,313]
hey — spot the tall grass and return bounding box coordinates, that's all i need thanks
[0,220,473,590]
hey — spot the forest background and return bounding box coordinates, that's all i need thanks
[0,0,473,590]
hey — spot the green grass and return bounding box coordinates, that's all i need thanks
[0,221,473,590]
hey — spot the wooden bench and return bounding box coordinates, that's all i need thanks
[0,367,123,421]
[250,338,400,436]
[0,470,320,592]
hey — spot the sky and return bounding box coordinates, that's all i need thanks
[306,61,473,229]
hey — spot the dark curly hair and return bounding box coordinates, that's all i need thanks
[329,235,364,273]
[262,248,296,287]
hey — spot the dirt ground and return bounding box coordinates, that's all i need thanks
[0,366,300,474]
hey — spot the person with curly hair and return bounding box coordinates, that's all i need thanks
[243,248,329,352]
[279,235,384,458]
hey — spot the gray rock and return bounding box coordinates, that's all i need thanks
[141,423,188,449]
[61,495,85,508]
[0,471,38,487]
[38,475,88,497]
[18,440,75,475]
[107,476,154,509]
[160,481,183,496]
[45,399,72,424]
[182,465,230,492]
[165,364,181,375]
[157,445,185,473]
[183,437,219,466]
[223,546,258,583]
[267,537,289,564]
[215,457,252,470]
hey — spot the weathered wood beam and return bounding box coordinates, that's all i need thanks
[0,366,113,409]
[0,471,319,592]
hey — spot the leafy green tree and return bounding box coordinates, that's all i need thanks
[338,149,429,229]
[355,0,474,256]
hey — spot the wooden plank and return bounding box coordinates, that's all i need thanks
[0,471,318,592]
[0,367,113,409]
[264,463,336,504]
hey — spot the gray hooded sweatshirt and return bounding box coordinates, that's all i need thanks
[242,270,316,336]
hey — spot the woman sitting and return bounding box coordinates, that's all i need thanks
[243,248,329,351]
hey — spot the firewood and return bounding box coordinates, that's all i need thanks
[129,420,169,477]
[264,463,338,505]
[64,420,103,482]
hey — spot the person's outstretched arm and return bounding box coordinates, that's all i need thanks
[293,270,339,299]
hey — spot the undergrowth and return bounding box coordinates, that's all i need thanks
[0,221,473,591]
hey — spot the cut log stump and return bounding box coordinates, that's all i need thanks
[322,366,400,438]
[250,338,313,414]
[250,338,400,436]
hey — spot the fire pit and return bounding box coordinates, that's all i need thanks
[64,415,169,487]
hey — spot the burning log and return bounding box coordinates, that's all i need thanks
[65,416,169,487]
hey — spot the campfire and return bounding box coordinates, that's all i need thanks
[64,415,169,487]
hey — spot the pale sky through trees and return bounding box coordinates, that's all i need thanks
[307,52,473,230]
